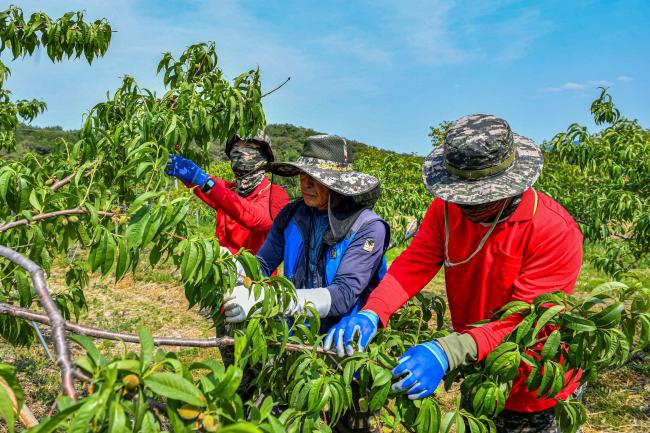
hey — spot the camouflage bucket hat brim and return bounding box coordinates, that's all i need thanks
[268,134,379,196]
[422,115,543,205]
[270,157,379,196]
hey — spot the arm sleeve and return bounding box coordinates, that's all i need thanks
[325,220,387,317]
[183,176,227,209]
[255,205,291,277]
[466,220,583,361]
[202,182,277,231]
[363,199,445,325]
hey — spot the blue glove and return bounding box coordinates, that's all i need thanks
[323,310,379,357]
[391,341,449,399]
[165,154,209,187]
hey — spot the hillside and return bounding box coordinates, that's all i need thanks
[6,122,413,163]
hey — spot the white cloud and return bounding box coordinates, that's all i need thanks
[319,32,392,64]
[617,75,633,82]
[539,79,614,93]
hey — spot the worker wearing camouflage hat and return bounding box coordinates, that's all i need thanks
[165,131,289,254]
[326,115,584,432]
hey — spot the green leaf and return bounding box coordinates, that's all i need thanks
[28,189,42,213]
[126,206,150,249]
[144,372,205,406]
[138,327,154,373]
[0,386,15,433]
[219,423,263,433]
[101,233,116,278]
[115,238,130,282]
[532,305,565,338]
[541,330,562,361]
[562,315,597,333]
[69,335,104,369]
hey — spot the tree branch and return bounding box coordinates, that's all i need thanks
[0,207,117,233]
[50,172,76,192]
[0,246,77,399]
[0,379,39,429]
[261,77,290,98]
[0,302,333,354]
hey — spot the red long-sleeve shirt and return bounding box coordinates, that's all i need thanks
[188,176,289,254]
[364,188,583,412]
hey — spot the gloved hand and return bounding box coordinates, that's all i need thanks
[165,154,209,187]
[323,310,379,357]
[222,285,261,323]
[223,287,332,324]
[391,340,449,399]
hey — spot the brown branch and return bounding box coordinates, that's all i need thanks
[0,246,77,399]
[0,207,117,233]
[261,76,291,98]
[50,172,76,192]
[0,302,332,354]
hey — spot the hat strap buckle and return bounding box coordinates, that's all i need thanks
[443,200,506,268]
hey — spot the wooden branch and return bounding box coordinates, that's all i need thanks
[0,207,116,233]
[50,172,76,192]
[0,302,332,354]
[0,246,76,399]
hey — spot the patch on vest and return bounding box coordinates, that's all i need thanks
[330,249,337,259]
[363,238,375,252]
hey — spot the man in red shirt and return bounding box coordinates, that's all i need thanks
[325,115,583,432]
[165,131,289,254]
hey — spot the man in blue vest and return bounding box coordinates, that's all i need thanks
[223,134,389,432]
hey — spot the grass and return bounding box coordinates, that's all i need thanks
[0,251,648,432]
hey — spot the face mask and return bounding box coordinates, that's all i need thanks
[229,146,268,197]
[458,195,521,223]
[235,170,265,197]
[230,146,267,174]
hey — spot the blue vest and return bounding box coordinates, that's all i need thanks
[283,208,387,289]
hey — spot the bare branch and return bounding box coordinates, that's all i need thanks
[261,76,291,98]
[0,302,333,354]
[0,207,117,233]
[0,246,76,399]
[50,172,76,191]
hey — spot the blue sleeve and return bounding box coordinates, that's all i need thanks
[326,220,387,317]
[255,206,289,277]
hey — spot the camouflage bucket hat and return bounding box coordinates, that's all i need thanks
[422,114,543,205]
[268,134,379,196]
[225,130,274,162]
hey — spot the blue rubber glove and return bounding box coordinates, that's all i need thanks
[391,341,449,400]
[323,310,379,357]
[165,154,209,187]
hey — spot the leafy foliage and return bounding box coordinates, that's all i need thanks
[538,88,649,276]
[0,6,648,433]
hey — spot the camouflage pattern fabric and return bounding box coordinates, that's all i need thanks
[422,114,543,205]
[226,129,274,162]
[269,134,379,196]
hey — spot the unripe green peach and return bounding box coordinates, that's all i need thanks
[177,404,201,420]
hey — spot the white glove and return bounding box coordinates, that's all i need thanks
[222,286,332,323]
[288,288,332,318]
[223,285,262,323]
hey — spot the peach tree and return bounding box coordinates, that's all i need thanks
[0,6,648,433]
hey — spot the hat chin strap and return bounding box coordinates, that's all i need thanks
[443,200,507,268]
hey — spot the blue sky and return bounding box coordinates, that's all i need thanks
[6,0,649,155]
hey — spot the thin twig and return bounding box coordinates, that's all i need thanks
[0,207,118,233]
[261,77,291,98]
[0,246,77,399]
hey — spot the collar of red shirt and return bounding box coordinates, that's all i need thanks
[507,188,537,222]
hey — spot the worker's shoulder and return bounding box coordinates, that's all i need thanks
[533,191,581,233]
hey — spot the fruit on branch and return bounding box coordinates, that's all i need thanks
[122,374,140,390]
[201,415,219,432]
[243,276,253,288]
[178,404,202,420]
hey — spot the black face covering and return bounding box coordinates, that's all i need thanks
[458,195,522,223]
[229,146,268,197]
